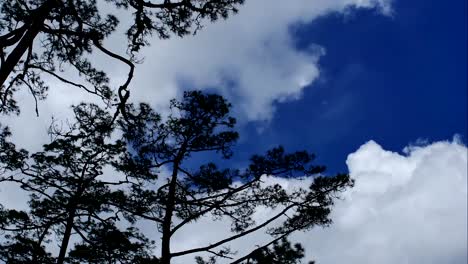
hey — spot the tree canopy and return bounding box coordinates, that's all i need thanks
[0,0,244,116]
[0,91,353,264]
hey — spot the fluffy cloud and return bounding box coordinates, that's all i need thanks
[291,138,467,264]
[128,0,393,121]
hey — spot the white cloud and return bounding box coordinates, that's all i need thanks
[129,0,393,121]
[295,138,467,264]
[0,80,101,151]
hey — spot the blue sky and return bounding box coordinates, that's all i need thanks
[233,0,467,173]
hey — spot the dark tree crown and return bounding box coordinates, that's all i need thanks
[0,0,245,116]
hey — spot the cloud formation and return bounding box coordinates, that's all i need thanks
[294,138,468,263]
[129,0,393,121]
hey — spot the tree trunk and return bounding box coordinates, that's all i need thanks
[160,153,184,264]
[0,0,57,87]
[56,207,76,264]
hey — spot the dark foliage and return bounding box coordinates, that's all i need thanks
[0,91,353,264]
[195,237,315,264]
[0,104,155,264]
[0,0,244,116]
[247,238,313,264]
[118,91,354,263]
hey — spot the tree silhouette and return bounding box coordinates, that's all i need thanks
[118,91,353,264]
[0,91,353,263]
[0,104,155,263]
[240,237,315,264]
[0,0,244,116]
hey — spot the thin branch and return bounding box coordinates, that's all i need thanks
[20,78,39,116]
[207,249,234,260]
[229,232,290,264]
[28,64,101,96]
[170,201,298,257]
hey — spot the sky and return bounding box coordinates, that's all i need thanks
[0,0,467,263]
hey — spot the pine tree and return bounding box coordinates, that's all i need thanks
[117,91,353,264]
[0,104,155,263]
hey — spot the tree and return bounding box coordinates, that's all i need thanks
[0,0,245,116]
[117,91,354,264]
[0,104,155,264]
[0,91,353,263]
